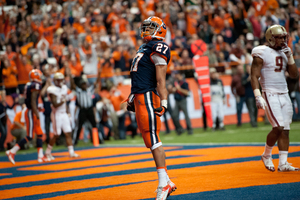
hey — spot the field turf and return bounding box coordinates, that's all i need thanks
[0,121,299,199]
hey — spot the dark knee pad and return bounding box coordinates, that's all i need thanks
[19,136,32,148]
[36,135,43,148]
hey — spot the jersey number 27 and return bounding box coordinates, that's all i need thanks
[130,53,144,72]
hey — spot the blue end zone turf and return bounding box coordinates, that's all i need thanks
[143,182,300,200]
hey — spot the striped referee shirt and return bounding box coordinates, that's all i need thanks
[75,85,95,109]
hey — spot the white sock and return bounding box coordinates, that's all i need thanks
[263,144,273,158]
[10,144,20,154]
[165,166,170,182]
[46,144,53,155]
[157,168,168,187]
[38,148,44,158]
[279,151,288,166]
[68,146,74,155]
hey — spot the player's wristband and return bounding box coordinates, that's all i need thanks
[253,89,261,97]
[288,56,295,65]
[161,99,167,109]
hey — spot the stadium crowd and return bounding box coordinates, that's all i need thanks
[0,0,300,151]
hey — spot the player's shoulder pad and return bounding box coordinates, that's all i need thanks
[251,45,268,59]
[47,85,56,94]
[62,85,68,91]
[31,82,41,91]
[149,40,170,61]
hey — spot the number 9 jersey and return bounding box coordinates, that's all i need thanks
[251,45,288,93]
[130,40,170,94]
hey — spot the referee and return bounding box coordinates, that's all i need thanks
[67,68,100,145]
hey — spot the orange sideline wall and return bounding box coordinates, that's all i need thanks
[3,75,264,145]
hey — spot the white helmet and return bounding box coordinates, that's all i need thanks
[265,25,288,49]
[53,72,65,87]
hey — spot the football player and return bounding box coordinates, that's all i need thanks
[45,72,79,160]
[251,25,299,172]
[6,69,49,164]
[126,16,176,200]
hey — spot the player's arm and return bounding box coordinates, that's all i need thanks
[156,64,168,100]
[285,49,299,94]
[251,56,266,110]
[40,79,51,97]
[155,64,168,117]
[31,90,40,119]
[282,45,299,79]
[287,63,299,79]
[152,42,170,116]
[49,93,65,108]
[66,67,77,90]
[250,57,263,91]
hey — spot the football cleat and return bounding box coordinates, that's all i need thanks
[278,162,300,172]
[38,156,50,163]
[167,181,177,197]
[261,155,275,172]
[155,184,171,200]
[6,150,15,165]
[70,153,80,158]
[45,153,55,161]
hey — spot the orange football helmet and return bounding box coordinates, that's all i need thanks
[29,69,43,83]
[140,16,167,42]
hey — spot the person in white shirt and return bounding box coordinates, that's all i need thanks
[45,72,79,160]
[78,42,98,84]
[251,25,299,172]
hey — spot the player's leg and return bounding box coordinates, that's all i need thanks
[261,92,285,172]
[277,94,299,171]
[33,113,49,163]
[6,108,31,164]
[44,114,51,144]
[62,113,79,158]
[45,112,60,160]
[135,92,176,199]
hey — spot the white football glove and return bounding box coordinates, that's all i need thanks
[282,46,292,58]
[255,95,267,110]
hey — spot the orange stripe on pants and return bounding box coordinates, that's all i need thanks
[134,91,161,148]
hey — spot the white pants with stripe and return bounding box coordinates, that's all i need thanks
[263,92,293,130]
[211,101,224,128]
[51,111,72,135]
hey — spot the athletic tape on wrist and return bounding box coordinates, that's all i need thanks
[161,99,167,109]
[253,89,261,97]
